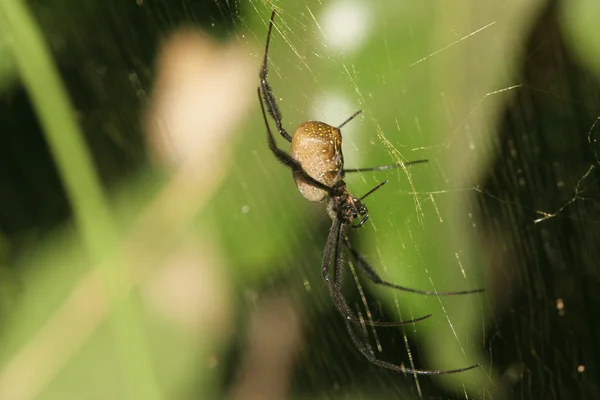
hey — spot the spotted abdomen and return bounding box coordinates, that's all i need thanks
[290,121,344,202]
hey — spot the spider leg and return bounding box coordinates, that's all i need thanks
[333,227,431,326]
[258,88,335,195]
[341,317,481,375]
[323,218,431,327]
[343,236,485,295]
[359,180,388,201]
[259,9,292,142]
[344,159,429,174]
[351,215,369,229]
[350,181,387,228]
[329,221,480,374]
[337,110,362,129]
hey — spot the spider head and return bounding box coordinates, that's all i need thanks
[330,188,369,228]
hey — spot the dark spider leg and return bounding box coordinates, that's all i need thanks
[332,225,345,292]
[331,218,347,294]
[342,316,481,375]
[322,218,357,320]
[352,215,369,229]
[258,88,335,196]
[337,110,362,129]
[259,9,292,142]
[343,236,485,295]
[344,159,429,174]
[330,221,480,375]
[357,340,481,375]
[323,218,431,327]
[359,180,388,200]
[351,180,388,228]
[332,225,431,326]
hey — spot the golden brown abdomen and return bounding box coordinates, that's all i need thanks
[290,121,343,202]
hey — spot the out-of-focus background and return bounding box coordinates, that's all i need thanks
[0,0,599,399]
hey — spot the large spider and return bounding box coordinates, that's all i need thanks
[258,10,484,375]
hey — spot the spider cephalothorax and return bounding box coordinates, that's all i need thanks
[257,9,484,375]
[325,186,367,227]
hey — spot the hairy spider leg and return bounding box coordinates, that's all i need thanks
[337,110,363,129]
[349,180,388,228]
[328,218,479,375]
[258,87,335,195]
[344,159,430,174]
[360,180,388,201]
[259,9,292,142]
[323,218,431,327]
[332,220,432,327]
[343,236,485,295]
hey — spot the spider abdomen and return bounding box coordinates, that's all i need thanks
[290,121,344,202]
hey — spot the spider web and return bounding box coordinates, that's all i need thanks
[223,0,600,399]
[1,0,599,398]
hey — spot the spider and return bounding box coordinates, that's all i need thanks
[258,10,484,375]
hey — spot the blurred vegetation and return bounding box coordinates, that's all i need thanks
[0,0,599,399]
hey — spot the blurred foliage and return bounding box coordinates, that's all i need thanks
[0,0,599,399]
